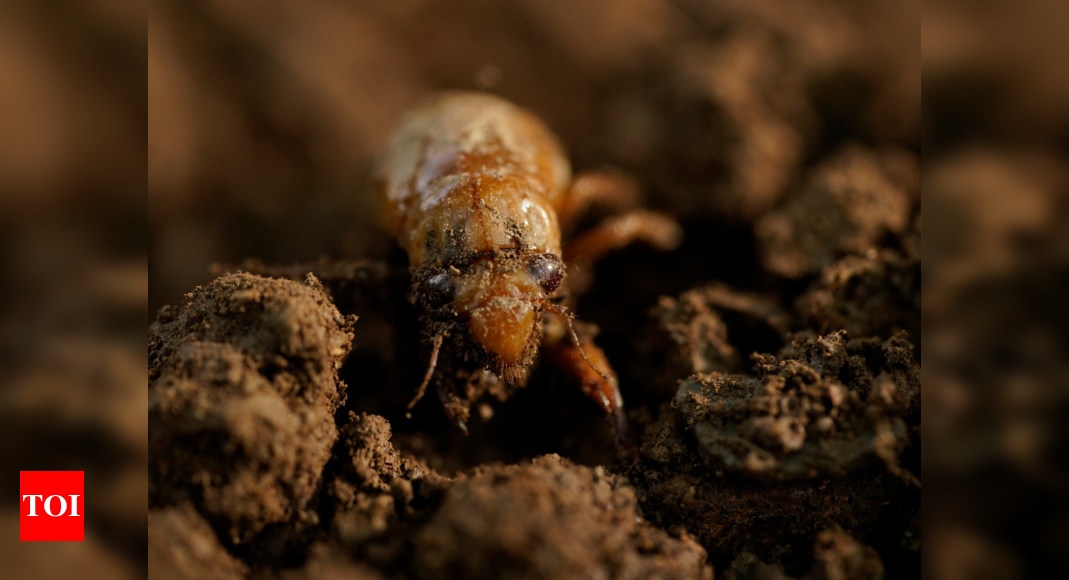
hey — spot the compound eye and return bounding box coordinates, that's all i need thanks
[421,271,456,311]
[527,253,563,294]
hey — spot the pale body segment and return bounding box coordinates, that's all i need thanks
[377,93,574,374]
[375,91,682,435]
[379,92,570,267]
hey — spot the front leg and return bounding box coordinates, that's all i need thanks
[563,209,682,267]
[558,169,682,267]
[544,170,682,445]
[558,170,682,296]
[542,315,625,442]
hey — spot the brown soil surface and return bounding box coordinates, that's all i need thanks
[149,1,920,577]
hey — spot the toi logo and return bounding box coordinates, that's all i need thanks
[19,471,84,541]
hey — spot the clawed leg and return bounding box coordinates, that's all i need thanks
[545,169,682,444]
[542,315,625,442]
[563,209,682,266]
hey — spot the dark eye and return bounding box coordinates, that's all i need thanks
[527,254,563,294]
[421,271,456,311]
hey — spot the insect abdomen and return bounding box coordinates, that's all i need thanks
[376,92,569,267]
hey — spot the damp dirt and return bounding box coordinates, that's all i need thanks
[149,1,920,577]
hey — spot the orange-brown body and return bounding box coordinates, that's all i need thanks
[375,91,681,435]
[379,92,569,267]
[376,92,574,378]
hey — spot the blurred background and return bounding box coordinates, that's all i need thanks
[0,0,1066,578]
[924,1,1069,578]
[0,0,145,578]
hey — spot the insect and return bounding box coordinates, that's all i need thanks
[375,91,681,436]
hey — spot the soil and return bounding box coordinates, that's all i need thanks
[149,1,920,578]
[149,273,357,544]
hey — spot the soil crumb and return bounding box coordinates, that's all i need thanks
[795,243,920,343]
[408,454,712,580]
[326,437,714,579]
[756,146,917,278]
[722,526,885,580]
[148,504,249,580]
[328,411,443,548]
[674,331,920,480]
[149,273,357,543]
[645,283,790,396]
[629,331,919,567]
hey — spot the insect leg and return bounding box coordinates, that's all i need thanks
[558,169,642,230]
[563,210,682,267]
[542,312,626,443]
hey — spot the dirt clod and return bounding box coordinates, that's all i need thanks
[756,146,916,278]
[148,505,249,580]
[629,332,918,565]
[410,454,712,580]
[328,411,443,548]
[665,331,918,480]
[647,283,790,396]
[720,527,885,580]
[149,273,356,543]
[795,244,920,342]
[337,412,427,491]
[809,527,885,580]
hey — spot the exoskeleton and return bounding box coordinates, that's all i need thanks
[376,92,681,436]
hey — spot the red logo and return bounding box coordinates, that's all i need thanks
[19,471,84,541]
